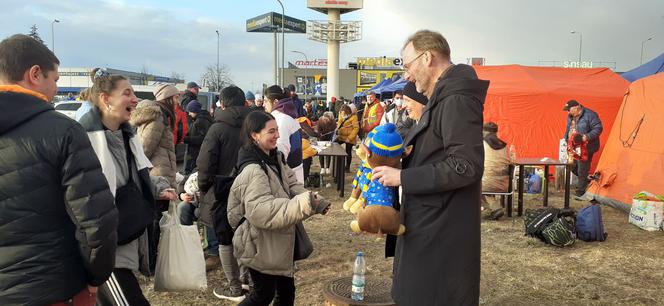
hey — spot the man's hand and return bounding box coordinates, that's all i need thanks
[372,166,401,187]
[179,193,194,203]
[582,134,588,142]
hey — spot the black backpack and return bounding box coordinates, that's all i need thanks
[211,161,268,245]
[524,207,576,247]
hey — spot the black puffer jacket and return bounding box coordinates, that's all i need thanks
[0,87,118,305]
[196,106,251,227]
[180,90,197,110]
[184,110,214,166]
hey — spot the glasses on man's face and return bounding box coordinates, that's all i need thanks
[402,52,426,71]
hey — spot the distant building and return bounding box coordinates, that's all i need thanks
[56,67,184,95]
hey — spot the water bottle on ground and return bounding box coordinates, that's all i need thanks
[351,251,366,301]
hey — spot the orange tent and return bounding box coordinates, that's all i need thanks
[587,72,664,211]
[475,65,629,171]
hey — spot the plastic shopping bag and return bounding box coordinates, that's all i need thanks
[154,202,207,291]
[629,191,664,231]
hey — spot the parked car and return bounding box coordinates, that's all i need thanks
[54,101,83,119]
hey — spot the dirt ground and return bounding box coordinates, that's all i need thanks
[144,155,664,306]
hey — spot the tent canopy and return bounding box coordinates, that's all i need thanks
[621,52,664,82]
[376,77,407,94]
[476,65,629,170]
[587,72,664,210]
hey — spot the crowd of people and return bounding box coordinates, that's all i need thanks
[0,28,603,306]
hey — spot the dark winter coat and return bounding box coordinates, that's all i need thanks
[196,106,252,227]
[564,107,603,154]
[0,86,118,305]
[184,110,214,166]
[180,90,197,110]
[393,64,488,306]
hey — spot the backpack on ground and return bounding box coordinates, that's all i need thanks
[524,207,576,247]
[576,203,607,242]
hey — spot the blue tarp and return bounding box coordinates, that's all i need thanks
[622,52,664,82]
[376,77,407,94]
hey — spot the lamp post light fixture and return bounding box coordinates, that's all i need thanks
[51,19,60,53]
[276,0,285,87]
[216,29,220,91]
[641,37,653,64]
[570,30,583,66]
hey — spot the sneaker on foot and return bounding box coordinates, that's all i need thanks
[213,287,247,302]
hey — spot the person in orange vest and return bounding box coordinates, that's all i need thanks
[362,91,384,134]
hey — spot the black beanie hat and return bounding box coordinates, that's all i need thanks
[403,81,428,105]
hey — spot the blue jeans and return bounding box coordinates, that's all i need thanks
[177,201,219,257]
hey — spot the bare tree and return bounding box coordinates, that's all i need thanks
[170,71,185,82]
[28,24,46,46]
[200,64,233,92]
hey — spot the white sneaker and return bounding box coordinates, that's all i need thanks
[213,287,247,302]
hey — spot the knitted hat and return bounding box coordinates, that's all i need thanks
[153,84,179,101]
[368,123,404,158]
[186,100,202,113]
[403,81,428,105]
[245,91,255,101]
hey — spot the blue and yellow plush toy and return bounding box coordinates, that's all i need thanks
[348,123,410,235]
[343,128,377,213]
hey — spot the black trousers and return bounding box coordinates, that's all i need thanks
[96,268,150,306]
[238,268,295,306]
[343,142,353,170]
[572,152,594,196]
[303,157,312,179]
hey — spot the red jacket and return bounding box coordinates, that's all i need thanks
[567,132,588,161]
[173,106,188,144]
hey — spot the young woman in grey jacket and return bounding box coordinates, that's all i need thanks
[227,111,331,306]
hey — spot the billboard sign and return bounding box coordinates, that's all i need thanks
[246,12,306,33]
[307,0,363,13]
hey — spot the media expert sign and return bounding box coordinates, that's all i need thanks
[246,12,306,33]
[307,0,363,9]
[357,57,402,69]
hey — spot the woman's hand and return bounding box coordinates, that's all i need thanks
[159,188,178,201]
[311,192,331,215]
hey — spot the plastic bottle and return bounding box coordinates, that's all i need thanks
[351,251,366,301]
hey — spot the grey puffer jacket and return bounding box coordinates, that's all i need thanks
[130,100,177,186]
[227,146,328,277]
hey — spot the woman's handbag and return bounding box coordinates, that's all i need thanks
[293,221,313,261]
[115,132,156,245]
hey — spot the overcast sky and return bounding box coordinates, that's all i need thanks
[3,0,663,92]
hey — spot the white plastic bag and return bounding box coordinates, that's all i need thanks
[558,138,568,163]
[154,202,207,291]
[629,192,664,232]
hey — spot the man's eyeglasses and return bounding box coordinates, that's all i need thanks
[402,52,426,70]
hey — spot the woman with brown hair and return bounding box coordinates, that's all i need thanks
[79,68,176,305]
[335,104,359,171]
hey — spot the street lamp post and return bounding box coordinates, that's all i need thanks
[51,19,60,53]
[570,30,582,66]
[276,0,285,87]
[641,37,653,64]
[291,50,308,100]
[216,29,220,92]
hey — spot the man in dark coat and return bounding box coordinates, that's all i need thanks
[372,30,488,306]
[562,99,603,199]
[184,100,214,174]
[0,34,118,305]
[196,85,251,300]
[180,81,200,110]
